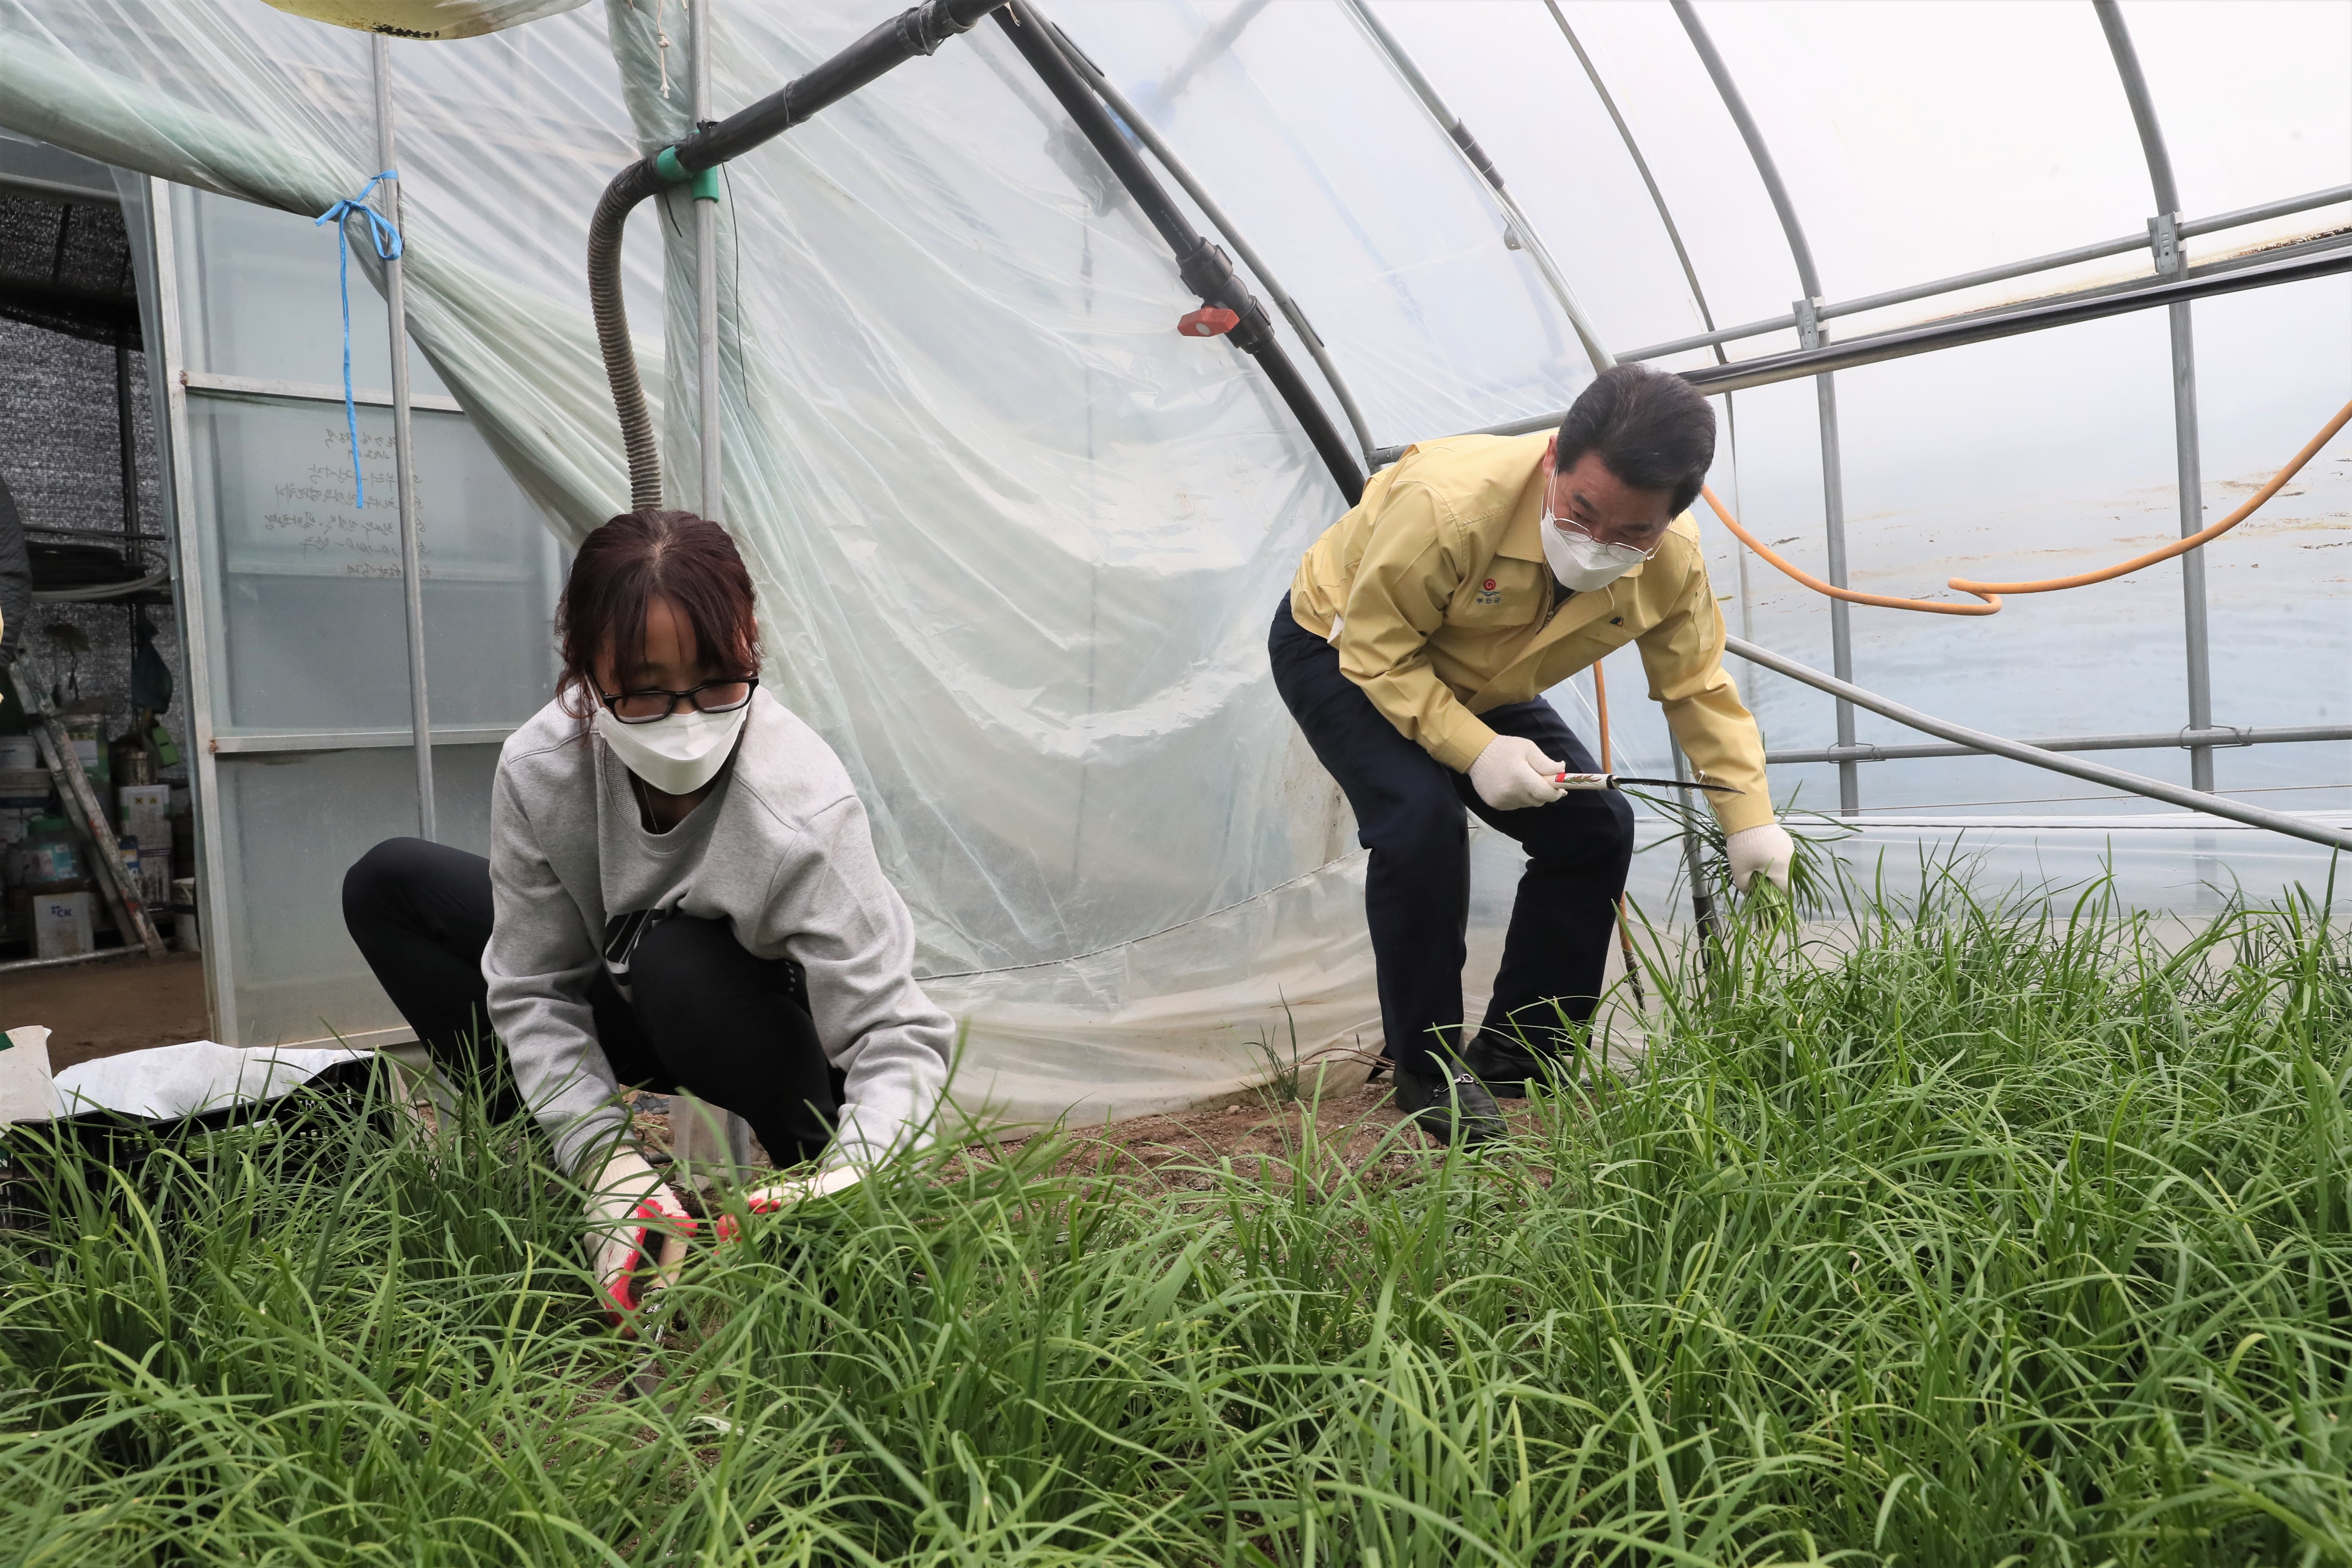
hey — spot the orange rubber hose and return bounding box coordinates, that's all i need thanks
[1948,395,2352,597]
[1699,395,2352,616]
[1700,483,2000,615]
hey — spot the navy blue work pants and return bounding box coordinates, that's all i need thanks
[1268,595,1634,1075]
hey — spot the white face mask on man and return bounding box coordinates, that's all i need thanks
[593,703,749,796]
[1540,499,1652,593]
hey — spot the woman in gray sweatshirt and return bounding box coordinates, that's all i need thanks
[343,508,954,1318]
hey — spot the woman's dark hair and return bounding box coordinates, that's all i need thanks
[555,509,760,718]
[1553,363,1717,514]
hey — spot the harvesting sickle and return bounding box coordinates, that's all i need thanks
[1550,772,1740,796]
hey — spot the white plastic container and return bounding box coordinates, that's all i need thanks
[119,784,172,851]
[33,890,94,960]
[0,736,37,772]
[0,1025,59,1125]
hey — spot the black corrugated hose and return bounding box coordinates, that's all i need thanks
[585,159,673,513]
[586,0,1008,513]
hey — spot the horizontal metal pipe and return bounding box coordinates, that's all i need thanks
[1678,243,2352,395]
[2178,181,2352,239]
[181,368,465,414]
[21,523,168,543]
[1727,635,2352,853]
[1767,724,2352,766]
[0,946,149,977]
[1816,234,2147,325]
[208,725,521,754]
[1379,239,2352,460]
[1617,311,1797,366]
[1609,178,2352,366]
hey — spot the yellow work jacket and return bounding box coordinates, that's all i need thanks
[1287,432,1773,832]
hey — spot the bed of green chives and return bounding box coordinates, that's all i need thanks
[4,873,2348,1566]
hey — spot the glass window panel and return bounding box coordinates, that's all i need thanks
[214,744,500,1047]
[173,185,453,397]
[186,392,564,734]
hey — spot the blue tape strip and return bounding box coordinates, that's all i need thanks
[314,172,405,510]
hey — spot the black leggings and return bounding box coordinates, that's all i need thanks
[343,837,841,1166]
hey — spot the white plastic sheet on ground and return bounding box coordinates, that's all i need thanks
[52,1041,368,1120]
[0,1,2343,1124]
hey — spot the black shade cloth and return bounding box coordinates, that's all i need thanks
[0,471,28,670]
[0,192,140,350]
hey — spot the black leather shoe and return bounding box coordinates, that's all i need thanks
[1463,1033,1560,1099]
[1390,1062,1506,1146]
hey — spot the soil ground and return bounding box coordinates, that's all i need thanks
[2,949,209,1070]
[628,1069,1574,1198]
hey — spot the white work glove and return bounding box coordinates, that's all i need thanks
[586,1147,696,1327]
[1726,822,1795,894]
[1467,735,1566,812]
[716,1163,866,1244]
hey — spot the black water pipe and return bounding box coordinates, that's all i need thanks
[588,0,1009,511]
[672,0,1005,174]
[994,0,1366,504]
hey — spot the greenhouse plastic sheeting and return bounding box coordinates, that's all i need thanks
[0,1,2345,1122]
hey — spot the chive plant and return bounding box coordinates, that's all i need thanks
[2,870,2346,1565]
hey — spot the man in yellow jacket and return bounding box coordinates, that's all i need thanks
[1272,364,1791,1143]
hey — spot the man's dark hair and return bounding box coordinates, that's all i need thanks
[1553,363,1717,514]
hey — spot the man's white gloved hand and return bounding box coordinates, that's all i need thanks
[1726,822,1795,894]
[1467,735,1566,812]
[586,1146,695,1326]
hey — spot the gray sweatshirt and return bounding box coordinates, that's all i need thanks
[484,689,954,1176]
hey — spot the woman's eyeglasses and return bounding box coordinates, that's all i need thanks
[598,677,758,724]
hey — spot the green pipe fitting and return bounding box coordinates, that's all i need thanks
[653,146,724,202]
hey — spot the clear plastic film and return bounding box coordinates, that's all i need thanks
[0,0,2344,1124]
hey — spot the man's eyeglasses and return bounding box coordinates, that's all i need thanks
[597,677,758,724]
[1549,512,1664,562]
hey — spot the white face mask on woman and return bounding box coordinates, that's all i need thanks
[593,703,749,796]
[1540,500,1653,593]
